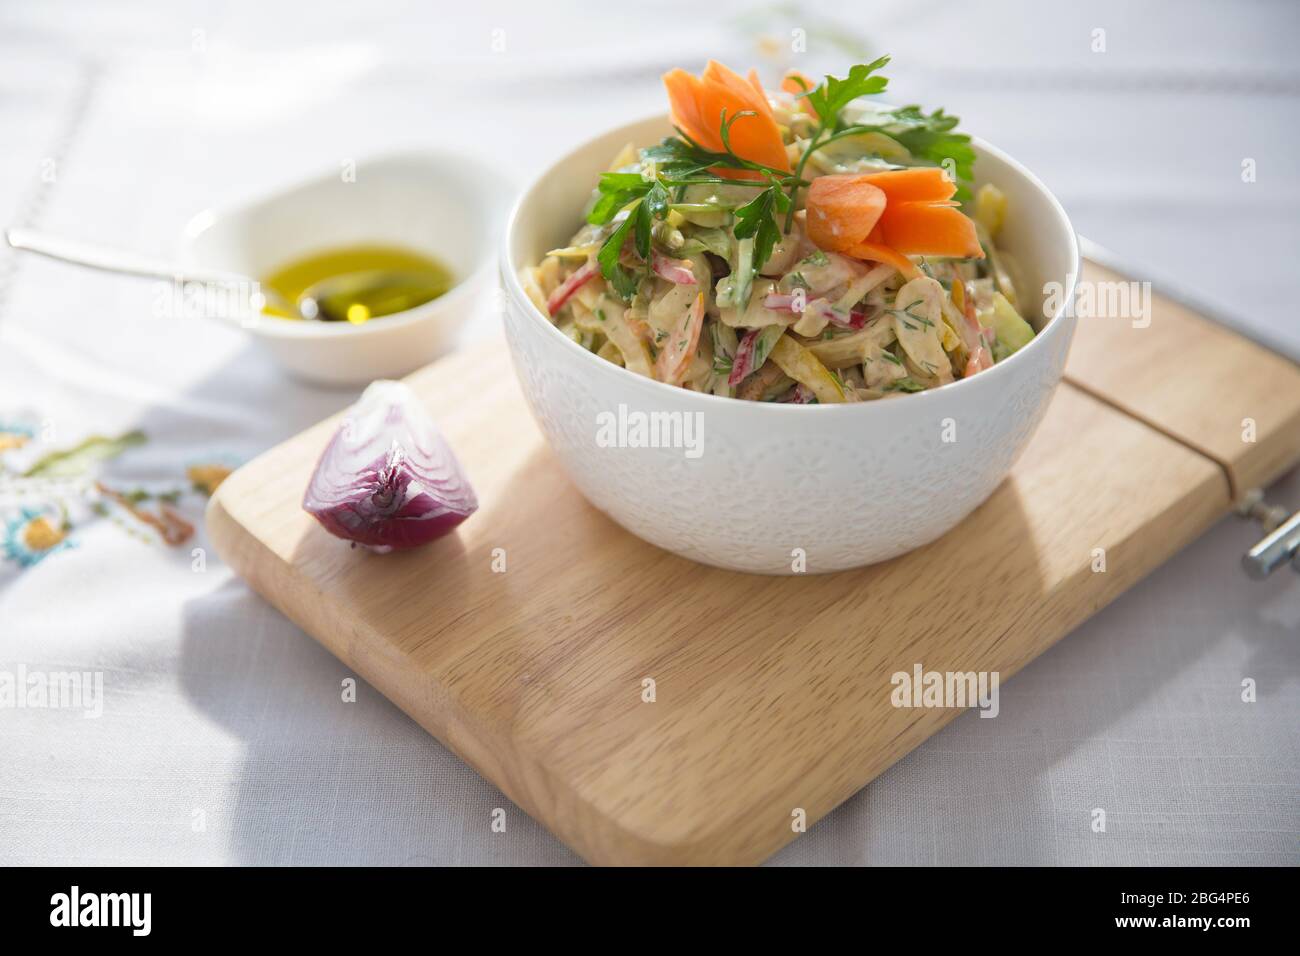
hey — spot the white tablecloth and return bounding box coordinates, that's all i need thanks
[1,0,1296,865]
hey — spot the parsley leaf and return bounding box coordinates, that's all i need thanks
[597,211,640,300]
[641,137,719,178]
[880,105,976,198]
[594,180,672,301]
[588,172,654,226]
[643,179,670,220]
[733,186,784,272]
[633,180,670,258]
[801,56,891,130]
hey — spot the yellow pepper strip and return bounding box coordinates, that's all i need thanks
[974,183,1007,239]
[769,335,846,403]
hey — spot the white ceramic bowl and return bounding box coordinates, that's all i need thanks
[182,151,502,386]
[501,115,1078,574]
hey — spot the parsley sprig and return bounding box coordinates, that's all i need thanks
[783,56,976,228]
[584,56,975,301]
[589,175,671,298]
[732,186,790,277]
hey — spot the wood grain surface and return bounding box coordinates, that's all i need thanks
[207,269,1297,865]
[1066,261,1300,495]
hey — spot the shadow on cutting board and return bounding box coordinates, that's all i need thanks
[178,477,1295,865]
[172,343,1299,866]
[178,576,584,865]
[162,344,582,865]
[769,467,1300,866]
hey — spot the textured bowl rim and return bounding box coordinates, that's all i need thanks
[501,111,1079,415]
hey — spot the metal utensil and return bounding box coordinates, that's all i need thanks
[5,227,295,318]
[4,227,440,323]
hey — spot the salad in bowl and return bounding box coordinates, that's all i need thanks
[502,56,1077,573]
[520,57,1035,404]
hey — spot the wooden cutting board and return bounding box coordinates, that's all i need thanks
[207,261,1300,866]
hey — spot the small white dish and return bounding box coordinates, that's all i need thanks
[182,151,502,386]
[501,113,1080,574]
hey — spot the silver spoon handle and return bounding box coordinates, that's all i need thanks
[1242,508,1300,579]
[5,227,251,287]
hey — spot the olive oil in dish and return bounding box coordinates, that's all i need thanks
[261,245,454,324]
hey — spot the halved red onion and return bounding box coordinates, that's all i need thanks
[302,381,478,553]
